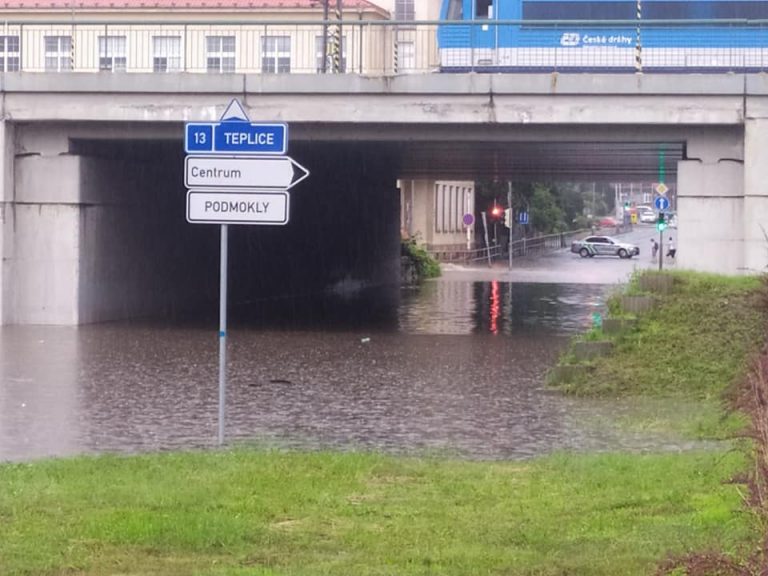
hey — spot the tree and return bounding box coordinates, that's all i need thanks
[530,183,566,233]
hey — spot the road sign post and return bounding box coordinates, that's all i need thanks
[218,224,228,446]
[185,99,309,445]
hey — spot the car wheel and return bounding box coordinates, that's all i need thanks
[579,248,589,258]
[617,249,628,259]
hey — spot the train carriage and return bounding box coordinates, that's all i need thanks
[438,0,768,72]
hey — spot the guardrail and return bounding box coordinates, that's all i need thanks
[429,229,592,265]
[1,19,768,75]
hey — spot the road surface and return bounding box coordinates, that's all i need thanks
[440,225,675,284]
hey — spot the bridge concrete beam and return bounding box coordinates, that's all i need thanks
[0,74,748,127]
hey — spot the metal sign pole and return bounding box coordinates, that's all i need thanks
[218,224,229,445]
[658,229,663,271]
[481,211,492,267]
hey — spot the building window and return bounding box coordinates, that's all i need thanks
[206,36,235,73]
[315,35,346,72]
[262,36,291,73]
[396,41,415,71]
[0,36,20,72]
[44,36,71,72]
[153,36,181,72]
[98,35,126,72]
[395,0,415,20]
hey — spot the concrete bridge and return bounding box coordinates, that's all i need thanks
[0,72,764,324]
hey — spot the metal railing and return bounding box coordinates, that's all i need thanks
[2,19,768,75]
[430,229,591,265]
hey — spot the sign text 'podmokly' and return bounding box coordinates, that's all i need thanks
[186,190,289,225]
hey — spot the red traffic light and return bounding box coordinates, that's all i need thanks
[491,206,502,217]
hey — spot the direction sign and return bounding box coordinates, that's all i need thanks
[185,156,310,190]
[654,196,670,211]
[185,122,287,155]
[186,190,289,225]
[518,211,529,224]
[184,100,287,155]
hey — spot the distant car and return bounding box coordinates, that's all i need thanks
[571,236,640,259]
[597,217,618,228]
[639,210,656,224]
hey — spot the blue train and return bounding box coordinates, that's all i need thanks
[438,0,768,72]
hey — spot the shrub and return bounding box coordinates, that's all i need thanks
[402,238,441,281]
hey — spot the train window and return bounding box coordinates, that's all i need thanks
[476,0,493,19]
[446,0,463,20]
[645,1,768,19]
[522,0,768,21]
[523,1,634,20]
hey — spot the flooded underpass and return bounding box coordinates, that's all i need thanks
[0,279,712,463]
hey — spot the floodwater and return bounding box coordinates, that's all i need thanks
[0,280,707,463]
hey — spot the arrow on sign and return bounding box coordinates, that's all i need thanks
[185,155,310,190]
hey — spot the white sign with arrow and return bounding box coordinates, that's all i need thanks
[185,156,309,190]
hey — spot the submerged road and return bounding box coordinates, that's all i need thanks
[1,224,695,463]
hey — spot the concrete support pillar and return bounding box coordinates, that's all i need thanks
[744,117,768,273]
[12,154,82,324]
[0,121,14,326]
[408,179,435,245]
[676,132,744,274]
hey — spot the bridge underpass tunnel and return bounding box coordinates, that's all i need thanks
[9,136,401,325]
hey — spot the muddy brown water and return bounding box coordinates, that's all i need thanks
[0,281,712,462]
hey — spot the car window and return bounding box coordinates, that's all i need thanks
[585,237,601,243]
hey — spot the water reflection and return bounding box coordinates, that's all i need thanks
[0,281,701,463]
[399,281,607,335]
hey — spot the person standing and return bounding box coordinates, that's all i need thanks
[651,238,659,259]
[666,238,676,259]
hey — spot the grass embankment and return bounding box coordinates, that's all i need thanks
[556,271,768,441]
[1,271,766,575]
[0,450,754,576]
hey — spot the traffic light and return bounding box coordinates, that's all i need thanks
[491,205,502,218]
[656,212,667,231]
[504,208,511,228]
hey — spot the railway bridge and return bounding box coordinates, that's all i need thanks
[0,72,763,324]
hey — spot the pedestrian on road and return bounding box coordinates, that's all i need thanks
[666,238,676,259]
[651,238,659,259]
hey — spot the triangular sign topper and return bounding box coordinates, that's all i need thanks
[220,99,250,122]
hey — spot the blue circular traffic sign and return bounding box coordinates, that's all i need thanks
[654,196,670,211]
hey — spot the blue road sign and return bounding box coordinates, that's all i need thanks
[654,196,670,211]
[518,211,529,224]
[185,122,287,155]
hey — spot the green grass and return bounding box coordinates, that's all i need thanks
[561,271,766,399]
[0,448,756,576]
